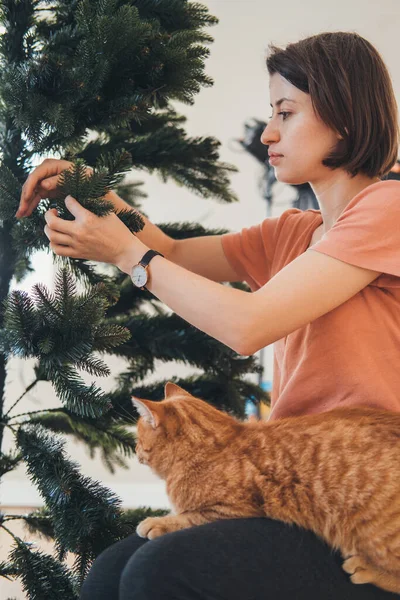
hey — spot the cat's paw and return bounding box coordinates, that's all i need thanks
[342,556,375,584]
[136,516,171,540]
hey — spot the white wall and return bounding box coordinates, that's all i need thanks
[2,0,399,519]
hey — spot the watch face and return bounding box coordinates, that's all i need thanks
[131,265,148,287]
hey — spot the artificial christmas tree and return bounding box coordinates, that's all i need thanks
[0,0,269,596]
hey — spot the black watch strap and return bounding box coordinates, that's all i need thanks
[139,249,164,267]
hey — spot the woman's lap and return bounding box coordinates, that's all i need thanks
[80,517,400,600]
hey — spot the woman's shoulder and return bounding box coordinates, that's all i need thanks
[307,178,400,286]
[344,179,400,213]
[265,206,321,231]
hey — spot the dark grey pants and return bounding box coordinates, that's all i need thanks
[79,517,400,600]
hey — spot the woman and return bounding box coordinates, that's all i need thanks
[16,31,400,599]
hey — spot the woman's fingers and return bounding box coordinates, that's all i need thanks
[44,208,74,236]
[16,159,73,218]
[40,175,63,192]
[16,184,59,218]
[16,159,94,219]
[44,208,75,250]
[44,224,73,246]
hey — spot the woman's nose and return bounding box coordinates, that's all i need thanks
[260,122,279,146]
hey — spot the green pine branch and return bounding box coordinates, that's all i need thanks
[0,1,268,595]
[16,425,125,582]
[6,507,55,543]
[0,450,23,477]
[1,268,131,417]
[1,0,239,205]
[26,409,137,474]
[8,539,79,599]
[7,157,145,271]
[77,118,240,203]
[0,558,20,580]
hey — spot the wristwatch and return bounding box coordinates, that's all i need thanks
[130,249,164,290]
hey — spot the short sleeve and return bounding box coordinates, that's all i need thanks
[221,216,281,291]
[309,181,400,281]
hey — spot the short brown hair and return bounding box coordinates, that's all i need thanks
[266,32,399,178]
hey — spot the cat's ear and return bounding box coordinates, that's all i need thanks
[164,381,192,398]
[131,397,161,429]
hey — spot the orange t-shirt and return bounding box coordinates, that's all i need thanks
[221,180,400,421]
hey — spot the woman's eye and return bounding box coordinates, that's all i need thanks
[268,112,290,122]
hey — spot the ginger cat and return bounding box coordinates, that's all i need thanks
[132,382,400,594]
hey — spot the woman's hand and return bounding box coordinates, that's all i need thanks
[16,158,93,218]
[44,195,149,274]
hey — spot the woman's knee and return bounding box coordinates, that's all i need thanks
[80,533,148,600]
[117,518,353,600]
[119,530,198,600]
[118,518,288,600]
[119,535,173,600]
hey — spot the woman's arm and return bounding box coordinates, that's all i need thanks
[43,196,252,355]
[105,191,175,259]
[117,243,381,357]
[118,249,253,355]
[17,165,240,284]
[43,193,381,358]
[108,191,241,283]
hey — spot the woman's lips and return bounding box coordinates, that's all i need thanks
[269,155,283,165]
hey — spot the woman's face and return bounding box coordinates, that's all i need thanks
[261,73,343,186]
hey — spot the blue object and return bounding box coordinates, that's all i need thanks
[244,381,272,418]
[260,380,272,392]
[245,398,258,418]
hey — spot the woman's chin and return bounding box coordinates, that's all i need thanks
[275,171,309,186]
